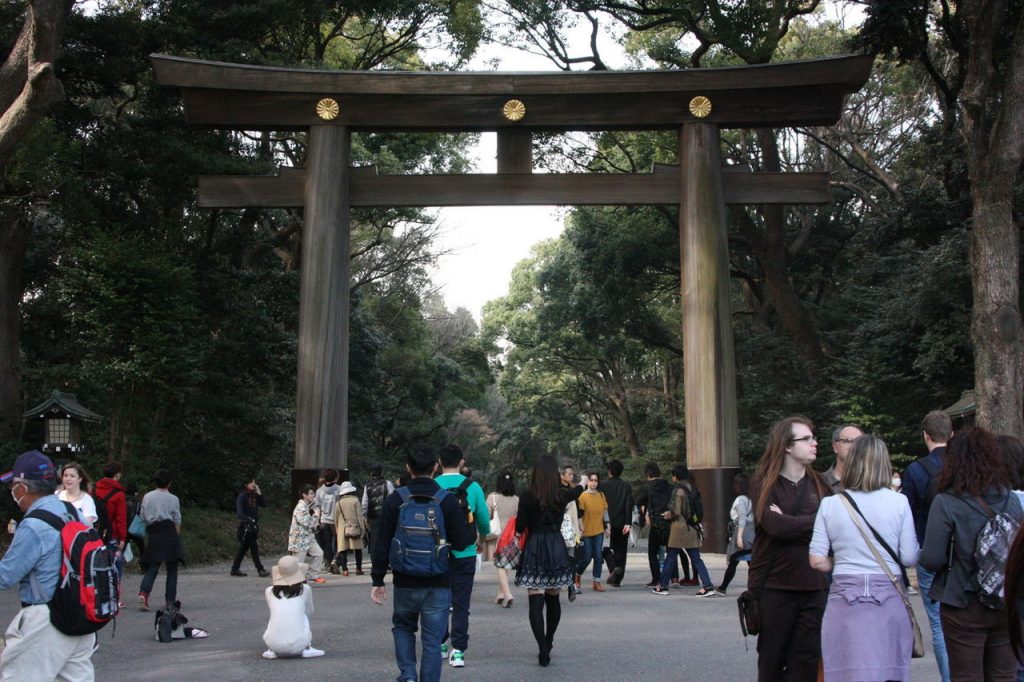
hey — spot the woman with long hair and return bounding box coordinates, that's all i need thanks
[921,427,1024,681]
[810,435,919,681]
[487,469,519,606]
[58,462,97,526]
[749,415,831,682]
[514,454,582,666]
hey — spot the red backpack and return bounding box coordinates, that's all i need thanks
[26,502,120,635]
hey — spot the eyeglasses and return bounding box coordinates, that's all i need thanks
[791,435,817,444]
[833,438,857,444]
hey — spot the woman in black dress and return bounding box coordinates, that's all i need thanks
[514,455,582,666]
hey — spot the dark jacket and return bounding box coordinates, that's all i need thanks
[902,446,945,543]
[919,489,1023,608]
[236,490,266,524]
[515,486,584,534]
[599,477,635,529]
[748,473,830,592]
[370,476,474,589]
[639,478,673,530]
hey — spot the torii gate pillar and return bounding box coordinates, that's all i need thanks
[293,125,352,493]
[680,122,740,551]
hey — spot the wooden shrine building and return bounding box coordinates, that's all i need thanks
[153,54,872,550]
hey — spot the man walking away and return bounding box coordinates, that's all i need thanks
[638,463,674,586]
[95,462,128,583]
[600,459,634,586]
[822,425,862,493]
[231,477,269,577]
[901,410,953,682]
[370,444,474,682]
[435,444,491,668]
[315,469,341,573]
[362,463,394,548]
[0,450,96,680]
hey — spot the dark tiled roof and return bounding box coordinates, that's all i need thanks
[23,390,103,422]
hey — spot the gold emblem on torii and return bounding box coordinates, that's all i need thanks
[316,98,340,121]
[689,96,712,118]
[502,99,526,121]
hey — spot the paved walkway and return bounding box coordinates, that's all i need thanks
[0,551,940,681]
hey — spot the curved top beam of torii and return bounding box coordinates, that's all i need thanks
[151,53,873,132]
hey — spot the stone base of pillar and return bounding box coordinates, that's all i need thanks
[291,468,321,506]
[691,467,743,554]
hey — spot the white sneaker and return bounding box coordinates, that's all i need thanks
[449,649,465,667]
[301,646,325,658]
[262,650,278,660]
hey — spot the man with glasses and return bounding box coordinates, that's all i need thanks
[822,424,863,493]
[0,450,96,679]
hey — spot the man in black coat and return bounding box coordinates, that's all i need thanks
[599,459,634,586]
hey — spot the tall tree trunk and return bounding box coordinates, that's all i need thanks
[0,213,29,443]
[960,0,1024,436]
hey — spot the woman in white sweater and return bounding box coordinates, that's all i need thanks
[262,556,325,659]
[809,435,919,682]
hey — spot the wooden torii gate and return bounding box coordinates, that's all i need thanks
[153,54,871,550]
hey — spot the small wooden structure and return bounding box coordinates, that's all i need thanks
[23,390,103,457]
[152,54,872,550]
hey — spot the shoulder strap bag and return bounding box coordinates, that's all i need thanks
[837,493,924,658]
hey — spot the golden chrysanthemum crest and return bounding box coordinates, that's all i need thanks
[316,98,340,121]
[688,96,712,118]
[502,99,526,121]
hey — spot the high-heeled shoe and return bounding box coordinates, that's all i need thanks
[503,596,513,608]
[495,596,505,606]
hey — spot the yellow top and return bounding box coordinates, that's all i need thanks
[577,491,608,537]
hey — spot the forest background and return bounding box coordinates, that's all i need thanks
[1,0,1022,514]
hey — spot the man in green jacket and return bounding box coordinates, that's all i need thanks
[434,444,490,669]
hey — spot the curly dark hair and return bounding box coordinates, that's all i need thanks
[936,427,1012,497]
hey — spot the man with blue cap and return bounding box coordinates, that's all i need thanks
[0,450,95,680]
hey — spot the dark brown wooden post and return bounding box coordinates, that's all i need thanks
[679,122,741,553]
[293,124,351,496]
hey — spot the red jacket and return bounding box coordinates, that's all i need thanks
[94,477,127,543]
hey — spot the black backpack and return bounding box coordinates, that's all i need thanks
[366,479,389,520]
[94,488,124,543]
[445,478,476,543]
[684,484,704,527]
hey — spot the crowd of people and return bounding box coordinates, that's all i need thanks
[1,407,1023,681]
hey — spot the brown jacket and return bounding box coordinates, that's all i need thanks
[334,492,367,551]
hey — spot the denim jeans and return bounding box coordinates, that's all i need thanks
[443,556,476,651]
[683,548,713,588]
[576,534,605,580]
[392,586,450,682]
[917,565,951,682]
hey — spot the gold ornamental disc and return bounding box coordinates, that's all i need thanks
[316,98,340,121]
[502,99,526,122]
[688,96,712,118]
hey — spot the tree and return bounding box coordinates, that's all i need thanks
[857,0,1024,435]
[0,0,74,443]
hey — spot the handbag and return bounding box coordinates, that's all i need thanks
[343,522,362,538]
[837,493,925,658]
[494,515,527,570]
[486,499,501,541]
[128,513,146,539]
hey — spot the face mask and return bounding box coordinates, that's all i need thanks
[11,484,25,508]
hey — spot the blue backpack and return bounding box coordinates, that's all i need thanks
[388,488,451,577]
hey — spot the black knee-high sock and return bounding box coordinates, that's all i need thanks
[544,593,561,645]
[528,594,546,648]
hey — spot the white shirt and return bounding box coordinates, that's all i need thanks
[262,584,314,656]
[57,490,96,526]
[810,488,919,575]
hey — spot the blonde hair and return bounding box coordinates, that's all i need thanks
[841,435,892,492]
